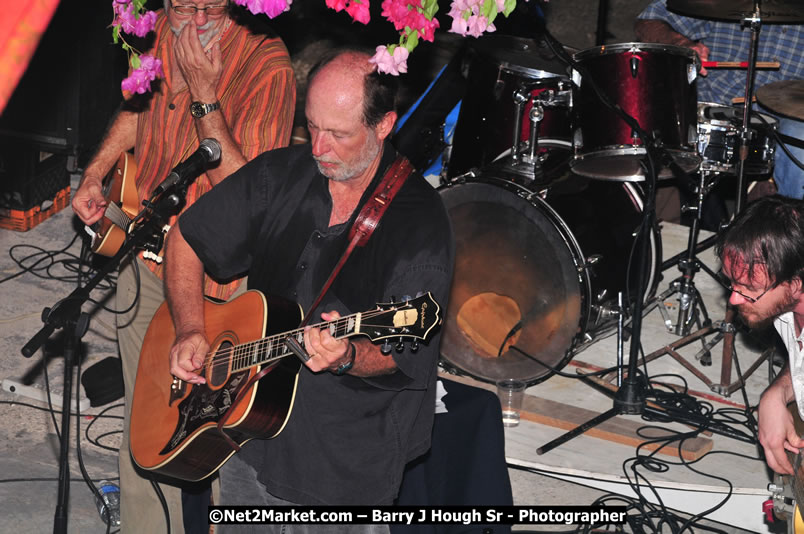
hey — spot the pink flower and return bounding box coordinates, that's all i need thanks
[417,14,440,41]
[466,14,492,37]
[346,0,371,23]
[447,0,496,38]
[232,0,292,18]
[121,55,164,95]
[369,45,408,75]
[114,2,157,37]
[326,0,349,11]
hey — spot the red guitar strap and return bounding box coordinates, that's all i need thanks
[216,154,414,452]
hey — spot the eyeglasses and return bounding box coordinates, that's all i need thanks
[716,271,774,303]
[171,3,228,16]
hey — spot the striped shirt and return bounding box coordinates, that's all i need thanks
[132,11,295,300]
[638,1,804,104]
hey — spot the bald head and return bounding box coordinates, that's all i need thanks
[307,48,398,128]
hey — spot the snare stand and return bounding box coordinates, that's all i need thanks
[652,167,725,359]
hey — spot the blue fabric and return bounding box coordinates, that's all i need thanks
[639,0,804,198]
[638,1,804,104]
[774,117,804,198]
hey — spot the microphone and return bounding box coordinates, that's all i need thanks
[152,138,222,196]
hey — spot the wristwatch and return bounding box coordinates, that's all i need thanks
[335,342,356,375]
[189,100,221,119]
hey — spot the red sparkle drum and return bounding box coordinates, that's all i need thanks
[570,43,701,181]
[448,35,573,178]
[438,173,661,385]
[697,103,778,174]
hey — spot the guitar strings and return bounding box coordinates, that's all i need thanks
[191,306,423,375]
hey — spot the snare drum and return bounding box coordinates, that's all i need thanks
[697,103,778,174]
[438,173,660,385]
[448,35,573,177]
[571,43,700,181]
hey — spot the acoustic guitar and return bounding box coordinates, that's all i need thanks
[87,152,139,257]
[130,290,441,481]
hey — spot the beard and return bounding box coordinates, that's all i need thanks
[315,132,382,183]
[735,286,797,329]
[170,19,220,47]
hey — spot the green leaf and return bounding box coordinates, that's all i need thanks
[423,0,439,19]
[404,27,419,51]
[112,25,119,44]
[503,0,516,17]
[131,54,141,69]
[482,0,498,24]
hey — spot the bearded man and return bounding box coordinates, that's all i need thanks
[165,48,454,532]
[71,2,295,531]
[716,196,804,475]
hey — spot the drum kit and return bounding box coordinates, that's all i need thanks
[436,0,804,396]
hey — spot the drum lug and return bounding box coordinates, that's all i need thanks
[580,254,602,271]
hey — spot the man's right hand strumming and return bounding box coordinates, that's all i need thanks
[72,175,109,225]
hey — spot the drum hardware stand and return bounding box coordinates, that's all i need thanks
[654,169,724,340]
[734,2,763,215]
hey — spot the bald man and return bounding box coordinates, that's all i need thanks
[164,48,454,531]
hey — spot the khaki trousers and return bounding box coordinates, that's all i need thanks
[117,257,238,533]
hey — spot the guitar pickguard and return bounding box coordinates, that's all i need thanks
[161,370,250,454]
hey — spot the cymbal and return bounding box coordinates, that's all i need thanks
[667,0,804,22]
[756,80,804,121]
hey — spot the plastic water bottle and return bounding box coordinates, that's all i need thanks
[95,480,121,527]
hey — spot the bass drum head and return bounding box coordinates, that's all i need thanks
[438,179,587,385]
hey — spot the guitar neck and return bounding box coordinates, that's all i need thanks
[229,313,361,372]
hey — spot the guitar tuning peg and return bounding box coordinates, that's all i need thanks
[409,340,419,353]
[415,291,426,298]
[400,294,412,303]
[381,340,393,355]
[395,338,405,353]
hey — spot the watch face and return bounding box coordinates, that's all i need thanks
[190,102,204,118]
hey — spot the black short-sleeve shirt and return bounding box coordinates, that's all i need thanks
[179,142,454,505]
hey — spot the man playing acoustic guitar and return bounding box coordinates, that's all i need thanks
[716,196,804,475]
[165,49,454,531]
[71,2,295,532]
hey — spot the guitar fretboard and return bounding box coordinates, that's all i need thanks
[228,314,360,372]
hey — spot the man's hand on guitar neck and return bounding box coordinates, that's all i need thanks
[303,311,355,375]
[169,329,210,385]
[758,368,804,475]
[72,174,108,225]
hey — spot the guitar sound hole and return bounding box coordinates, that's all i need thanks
[209,341,233,388]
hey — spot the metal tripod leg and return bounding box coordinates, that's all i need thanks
[602,312,773,397]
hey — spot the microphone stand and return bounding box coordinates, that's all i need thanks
[537,142,660,455]
[22,173,199,534]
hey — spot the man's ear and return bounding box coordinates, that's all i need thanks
[792,276,804,295]
[375,111,397,141]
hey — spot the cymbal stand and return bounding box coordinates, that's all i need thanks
[734,1,763,214]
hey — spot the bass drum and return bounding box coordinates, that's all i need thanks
[438,173,660,385]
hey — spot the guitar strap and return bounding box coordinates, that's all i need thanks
[300,153,414,328]
[216,153,414,452]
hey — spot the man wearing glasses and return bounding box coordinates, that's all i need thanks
[716,196,804,476]
[71,2,295,532]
